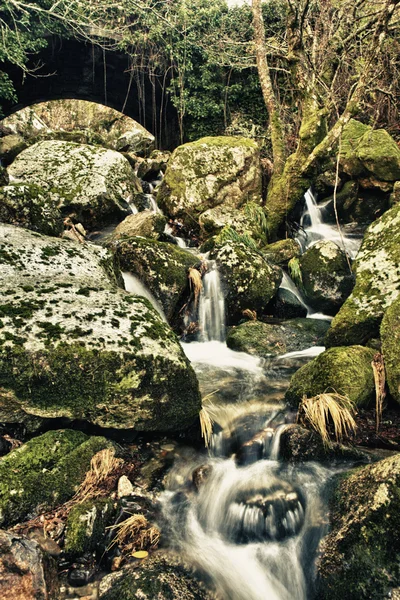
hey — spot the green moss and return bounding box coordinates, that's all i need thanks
[381,297,400,404]
[64,498,114,557]
[0,430,112,527]
[285,345,375,407]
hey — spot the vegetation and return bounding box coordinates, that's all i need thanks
[298,392,357,446]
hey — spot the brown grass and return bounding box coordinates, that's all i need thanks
[242,309,257,321]
[372,352,386,433]
[188,267,203,307]
[72,448,123,504]
[107,513,160,556]
[298,392,357,446]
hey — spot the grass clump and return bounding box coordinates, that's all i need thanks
[298,392,357,446]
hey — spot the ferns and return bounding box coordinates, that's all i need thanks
[244,202,268,239]
[219,225,259,251]
[288,257,303,289]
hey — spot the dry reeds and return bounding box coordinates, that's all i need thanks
[242,309,257,321]
[188,268,203,307]
[107,513,160,555]
[298,392,357,446]
[72,448,123,504]
[199,390,219,448]
[372,352,386,433]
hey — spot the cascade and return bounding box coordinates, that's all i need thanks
[198,261,226,342]
[121,271,166,321]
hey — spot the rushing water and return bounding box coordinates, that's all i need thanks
[198,261,226,342]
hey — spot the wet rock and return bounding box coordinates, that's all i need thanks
[136,150,171,179]
[8,140,141,229]
[110,236,198,322]
[209,241,282,324]
[117,476,134,499]
[381,297,400,404]
[110,211,167,241]
[263,239,301,267]
[341,119,400,183]
[64,498,115,558]
[0,430,112,527]
[0,183,63,236]
[67,566,95,588]
[157,136,262,229]
[269,287,308,319]
[0,133,27,164]
[192,464,212,491]
[0,529,59,600]
[226,319,329,358]
[326,203,400,346]
[299,240,354,314]
[0,225,201,432]
[285,345,375,407]
[99,552,215,599]
[317,454,400,599]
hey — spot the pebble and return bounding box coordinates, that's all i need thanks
[117,475,134,499]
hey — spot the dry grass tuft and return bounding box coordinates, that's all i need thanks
[298,392,357,446]
[372,352,386,433]
[73,448,123,504]
[199,391,220,448]
[188,268,203,307]
[242,308,257,321]
[107,513,160,556]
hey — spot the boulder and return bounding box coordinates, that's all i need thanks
[269,287,308,319]
[111,211,167,241]
[326,203,400,346]
[157,136,262,228]
[299,240,354,314]
[136,150,171,179]
[198,205,256,238]
[110,237,199,322]
[64,498,114,558]
[340,119,400,183]
[0,134,27,164]
[390,181,400,206]
[99,552,214,600]
[226,319,329,358]
[285,345,375,407]
[262,238,301,267]
[0,183,63,237]
[381,297,400,404]
[209,241,282,324]
[0,529,58,600]
[317,454,400,599]
[0,429,111,527]
[112,118,155,156]
[0,165,9,186]
[7,140,141,229]
[0,225,201,431]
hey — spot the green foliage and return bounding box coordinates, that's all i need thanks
[219,225,259,252]
[288,257,303,290]
[244,202,268,238]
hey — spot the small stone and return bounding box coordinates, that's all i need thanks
[117,475,134,499]
[160,443,175,452]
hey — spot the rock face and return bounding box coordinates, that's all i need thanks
[111,237,199,322]
[341,119,400,183]
[0,225,201,431]
[99,552,214,600]
[317,454,400,600]
[0,429,111,527]
[111,211,167,241]
[0,529,58,600]
[0,183,63,237]
[285,345,375,407]
[7,140,141,229]
[209,241,282,324]
[226,319,329,358]
[299,240,354,314]
[326,203,400,346]
[157,136,262,228]
[381,297,400,404]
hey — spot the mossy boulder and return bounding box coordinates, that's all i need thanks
[268,287,308,319]
[381,297,400,404]
[209,241,282,324]
[111,211,167,241]
[0,183,63,237]
[285,345,375,407]
[0,429,111,527]
[157,136,262,229]
[0,224,201,431]
[110,237,199,322]
[262,238,301,267]
[341,119,400,183]
[326,203,400,347]
[198,205,256,239]
[299,240,354,314]
[317,454,400,599]
[226,318,329,358]
[64,498,115,558]
[111,118,155,157]
[99,552,214,600]
[0,133,27,164]
[7,140,141,229]
[136,150,171,179]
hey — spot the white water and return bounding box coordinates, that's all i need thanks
[198,261,226,342]
[181,340,263,374]
[277,346,325,360]
[299,188,361,259]
[121,271,167,321]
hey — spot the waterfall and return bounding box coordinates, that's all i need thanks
[198,262,225,342]
[280,271,310,313]
[301,188,322,228]
[121,271,167,321]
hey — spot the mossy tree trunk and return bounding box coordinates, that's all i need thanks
[252,0,400,240]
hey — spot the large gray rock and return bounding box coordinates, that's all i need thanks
[7,140,141,228]
[209,241,282,324]
[111,211,167,241]
[0,224,201,431]
[326,203,400,346]
[157,136,262,228]
[317,454,400,600]
[299,240,354,314]
[0,529,58,599]
[110,236,199,322]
